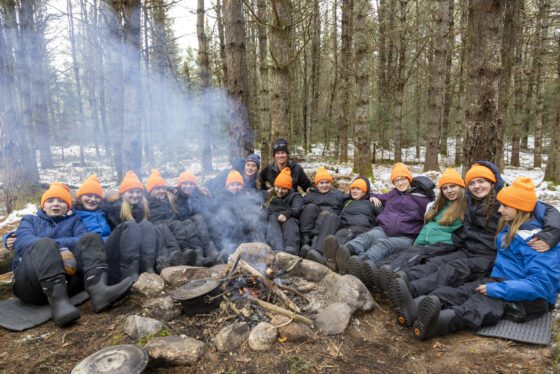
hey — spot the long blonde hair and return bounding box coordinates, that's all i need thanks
[166,191,179,214]
[425,186,467,225]
[496,210,532,248]
[120,196,150,221]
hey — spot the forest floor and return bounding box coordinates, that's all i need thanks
[0,144,558,373]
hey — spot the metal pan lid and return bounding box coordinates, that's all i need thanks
[72,344,148,374]
[169,278,220,301]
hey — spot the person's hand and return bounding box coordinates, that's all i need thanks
[59,248,77,276]
[528,238,551,252]
[267,187,274,194]
[198,186,211,197]
[278,214,287,223]
[6,235,16,251]
[476,284,487,295]
[370,197,382,207]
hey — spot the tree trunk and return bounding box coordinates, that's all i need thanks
[197,0,213,173]
[439,0,455,156]
[327,0,339,158]
[393,0,408,163]
[424,0,449,171]
[338,0,352,162]
[224,0,253,163]
[269,0,292,141]
[0,15,40,213]
[309,0,321,153]
[533,0,550,168]
[215,0,228,83]
[257,0,270,165]
[454,0,467,166]
[510,1,524,167]
[462,0,505,170]
[353,0,372,176]
[544,36,560,182]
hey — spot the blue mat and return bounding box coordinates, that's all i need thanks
[0,291,89,331]
[476,312,552,345]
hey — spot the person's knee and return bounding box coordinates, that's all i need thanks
[34,237,58,250]
[78,232,103,247]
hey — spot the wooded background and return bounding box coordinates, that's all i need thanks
[0,0,559,213]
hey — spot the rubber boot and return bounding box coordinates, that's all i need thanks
[390,278,424,327]
[378,265,396,298]
[335,245,351,274]
[85,272,134,313]
[120,259,140,283]
[299,244,312,259]
[323,235,338,272]
[206,242,221,263]
[347,256,364,282]
[284,246,298,256]
[301,234,312,247]
[360,260,377,292]
[184,249,198,266]
[42,278,80,327]
[413,296,455,340]
[194,248,214,267]
[306,249,325,265]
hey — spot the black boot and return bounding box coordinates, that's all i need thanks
[335,244,351,274]
[193,248,214,267]
[377,265,395,298]
[390,278,424,327]
[348,256,364,282]
[42,277,80,327]
[120,259,140,283]
[301,234,312,247]
[85,271,134,313]
[413,296,455,340]
[184,249,198,266]
[360,260,377,292]
[323,235,338,272]
[299,244,312,259]
[306,249,325,265]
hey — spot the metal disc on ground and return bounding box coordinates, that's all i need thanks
[170,278,219,301]
[71,344,148,374]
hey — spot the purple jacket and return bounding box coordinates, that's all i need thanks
[373,189,431,237]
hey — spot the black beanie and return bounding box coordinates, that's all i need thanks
[246,153,261,169]
[272,138,289,155]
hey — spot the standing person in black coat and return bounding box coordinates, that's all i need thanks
[258,138,312,192]
[262,168,304,254]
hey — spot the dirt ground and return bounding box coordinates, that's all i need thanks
[0,286,555,374]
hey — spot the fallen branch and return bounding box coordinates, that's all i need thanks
[276,283,309,301]
[239,260,301,313]
[246,295,314,326]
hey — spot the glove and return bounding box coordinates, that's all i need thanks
[59,247,77,276]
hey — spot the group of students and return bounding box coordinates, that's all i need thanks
[4,137,560,341]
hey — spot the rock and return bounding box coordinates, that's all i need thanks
[229,243,274,274]
[132,272,165,298]
[248,322,277,351]
[321,273,374,312]
[271,315,315,342]
[124,315,166,340]
[315,303,352,335]
[215,322,251,352]
[142,296,182,321]
[208,264,229,279]
[159,266,211,287]
[275,252,332,282]
[145,335,206,365]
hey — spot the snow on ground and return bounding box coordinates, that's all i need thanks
[0,203,37,227]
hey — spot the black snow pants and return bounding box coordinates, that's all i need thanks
[266,215,300,251]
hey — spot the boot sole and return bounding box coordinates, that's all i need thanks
[361,261,377,292]
[323,236,338,272]
[306,250,325,265]
[379,266,394,299]
[413,297,440,340]
[389,279,414,327]
[348,256,364,282]
[54,309,81,327]
[93,279,134,313]
[335,246,351,274]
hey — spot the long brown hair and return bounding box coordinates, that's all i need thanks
[120,196,150,221]
[425,186,466,225]
[496,209,532,248]
[165,191,179,214]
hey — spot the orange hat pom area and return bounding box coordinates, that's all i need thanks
[390,163,413,183]
[118,171,144,194]
[176,171,197,186]
[146,169,167,193]
[438,168,465,188]
[497,176,537,212]
[226,170,244,187]
[41,182,73,209]
[464,163,496,185]
[274,167,293,189]
[76,174,104,198]
[314,167,333,185]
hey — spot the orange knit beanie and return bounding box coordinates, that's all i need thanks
[118,171,144,193]
[390,163,413,183]
[497,176,537,212]
[275,167,292,189]
[41,182,72,209]
[438,168,466,188]
[226,170,244,187]
[465,164,496,185]
[146,169,167,193]
[176,171,197,186]
[76,174,104,198]
[350,178,368,193]
[314,167,333,185]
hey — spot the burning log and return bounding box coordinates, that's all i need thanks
[246,295,314,327]
[238,260,301,313]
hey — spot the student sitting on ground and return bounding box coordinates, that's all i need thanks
[395,177,560,340]
[10,182,133,327]
[262,167,304,255]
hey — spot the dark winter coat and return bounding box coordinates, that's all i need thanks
[339,199,382,231]
[372,181,433,237]
[258,160,312,192]
[74,208,112,241]
[302,188,346,215]
[173,189,209,221]
[103,199,146,229]
[148,196,176,223]
[12,210,88,271]
[263,190,304,219]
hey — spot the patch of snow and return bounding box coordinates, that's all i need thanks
[0,203,37,229]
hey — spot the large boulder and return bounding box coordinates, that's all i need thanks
[229,243,275,274]
[248,322,277,351]
[215,322,251,352]
[145,335,206,366]
[315,303,352,335]
[274,252,332,283]
[124,315,166,340]
[132,273,165,298]
[321,273,375,312]
[159,266,211,287]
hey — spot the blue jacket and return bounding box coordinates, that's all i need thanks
[486,218,560,305]
[75,208,112,241]
[12,210,88,271]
